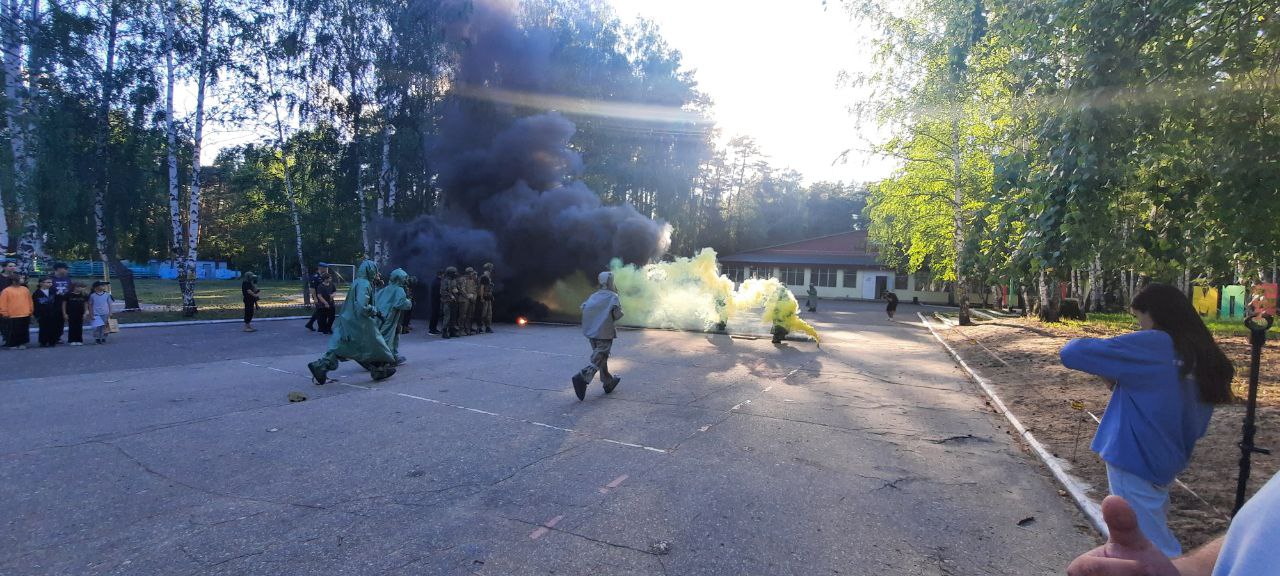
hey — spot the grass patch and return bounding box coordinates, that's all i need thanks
[1068,312,1277,339]
[76,277,345,311]
[115,306,310,324]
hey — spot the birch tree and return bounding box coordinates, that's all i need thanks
[3,0,44,271]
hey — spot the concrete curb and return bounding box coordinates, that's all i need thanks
[27,315,310,333]
[917,311,1108,538]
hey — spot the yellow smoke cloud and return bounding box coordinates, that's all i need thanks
[600,248,819,342]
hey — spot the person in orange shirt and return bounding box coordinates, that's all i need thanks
[1,274,34,349]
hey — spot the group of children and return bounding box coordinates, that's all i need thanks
[0,262,115,349]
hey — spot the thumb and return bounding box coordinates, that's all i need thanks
[1101,495,1153,551]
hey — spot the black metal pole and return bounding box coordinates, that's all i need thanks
[1234,313,1273,516]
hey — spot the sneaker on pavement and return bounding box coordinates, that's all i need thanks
[603,376,621,394]
[572,375,588,401]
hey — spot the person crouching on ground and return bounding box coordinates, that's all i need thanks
[0,274,33,349]
[89,281,114,344]
[572,271,624,401]
[883,290,899,319]
[33,277,61,347]
[1059,283,1234,558]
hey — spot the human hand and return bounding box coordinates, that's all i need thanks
[1066,496,1180,576]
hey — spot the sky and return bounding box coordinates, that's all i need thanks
[191,0,897,185]
[608,0,896,184]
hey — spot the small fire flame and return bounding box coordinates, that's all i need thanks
[516,316,529,326]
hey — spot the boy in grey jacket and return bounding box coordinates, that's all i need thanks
[572,271,624,401]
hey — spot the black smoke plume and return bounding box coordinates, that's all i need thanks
[383,0,671,317]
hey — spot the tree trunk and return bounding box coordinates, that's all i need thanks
[4,0,42,273]
[93,0,138,310]
[1038,270,1061,322]
[265,54,308,304]
[951,119,972,326]
[1090,253,1103,312]
[181,0,211,317]
[163,0,188,313]
[348,67,369,259]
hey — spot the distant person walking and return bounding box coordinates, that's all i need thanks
[806,283,818,312]
[1,275,32,349]
[1059,283,1234,557]
[33,277,61,347]
[242,272,260,332]
[571,271,624,401]
[883,290,899,319]
[315,273,337,334]
[89,281,114,344]
[64,282,88,346]
[304,265,328,332]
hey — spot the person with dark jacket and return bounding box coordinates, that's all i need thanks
[315,273,337,334]
[304,266,328,331]
[242,272,261,332]
[63,282,88,346]
[33,277,61,347]
[883,290,899,319]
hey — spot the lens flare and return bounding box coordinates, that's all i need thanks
[516,316,529,326]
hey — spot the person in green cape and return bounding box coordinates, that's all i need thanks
[307,260,398,384]
[375,268,413,365]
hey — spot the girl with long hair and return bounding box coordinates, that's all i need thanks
[1060,283,1234,557]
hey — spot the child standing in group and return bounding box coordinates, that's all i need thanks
[64,282,88,346]
[0,275,33,349]
[33,277,61,347]
[1059,283,1234,558]
[89,281,114,344]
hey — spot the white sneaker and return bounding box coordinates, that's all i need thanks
[70,342,83,347]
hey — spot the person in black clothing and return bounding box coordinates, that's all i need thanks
[314,274,337,334]
[304,265,328,331]
[64,282,88,345]
[51,263,71,343]
[428,270,443,335]
[242,272,260,332]
[883,290,899,319]
[33,277,61,347]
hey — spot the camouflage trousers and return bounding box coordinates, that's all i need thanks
[576,338,614,383]
[480,300,493,329]
[440,301,456,337]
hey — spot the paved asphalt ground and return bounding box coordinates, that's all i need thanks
[1,300,1096,575]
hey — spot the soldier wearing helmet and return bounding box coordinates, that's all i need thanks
[461,267,478,335]
[440,266,461,338]
[479,263,495,333]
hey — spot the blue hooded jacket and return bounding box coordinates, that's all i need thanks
[1060,330,1213,485]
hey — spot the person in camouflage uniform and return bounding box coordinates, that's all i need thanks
[479,262,495,334]
[307,260,398,384]
[461,267,478,335]
[439,267,460,338]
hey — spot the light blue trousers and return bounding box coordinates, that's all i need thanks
[1106,463,1181,557]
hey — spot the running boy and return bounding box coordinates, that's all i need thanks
[571,271,624,401]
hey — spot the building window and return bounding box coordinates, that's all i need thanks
[812,267,837,287]
[895,272,909,290]
[722,266,742,283]
[914,272,931,292]
[842,270,858,288]
[778,267,805,286]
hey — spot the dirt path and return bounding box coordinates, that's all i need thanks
[931,316,1279,549]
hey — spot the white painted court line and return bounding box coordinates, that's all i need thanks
[918,312,1107,537]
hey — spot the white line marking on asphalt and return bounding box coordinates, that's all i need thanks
[238,358,669,454]
[529,515,564,540]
